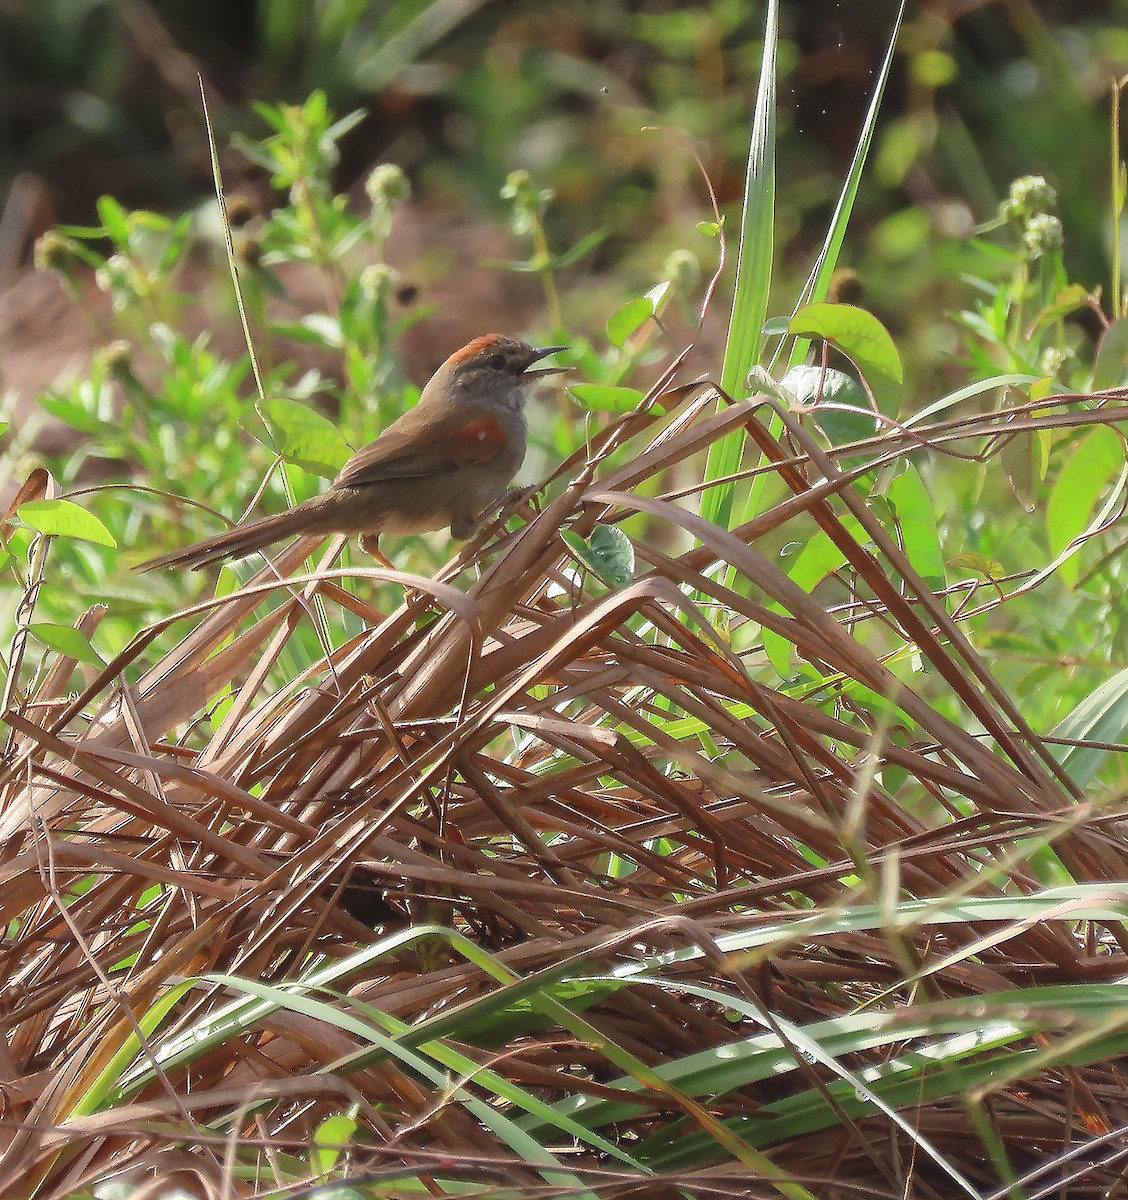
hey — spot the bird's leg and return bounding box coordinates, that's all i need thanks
[358,532,395,569]
[358,532,432,610]
[451,485,541,541]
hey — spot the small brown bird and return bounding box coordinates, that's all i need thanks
[137,334,567,572]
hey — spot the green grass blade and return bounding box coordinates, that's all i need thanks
[199,973,606,1200]
[699,0,778,534]
[1051,666,1128,787]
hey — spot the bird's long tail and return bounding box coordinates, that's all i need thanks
[136,493,345,573]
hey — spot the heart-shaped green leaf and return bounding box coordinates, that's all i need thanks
[258,397,353,479]
[780,364,876,445]
[562,525,635,589]
[789,302,903,413]
[29,623,104,665]
[18,499,117,547]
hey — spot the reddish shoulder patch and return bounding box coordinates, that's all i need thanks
[440,417,508,463]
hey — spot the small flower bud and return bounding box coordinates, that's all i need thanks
[233,231,262,268]
[828,267,864,306]
[1023,213,1063,258]
[500,169,530,201]
[500,170,553,236]
[33,230,71,273]
[225,194,257,228]
[360,263,399,305]
[94,254,134,299]
[1000,174,1057,222]
[365,163,410,210]
[94,339,133,378]
[1039,345,1073,377]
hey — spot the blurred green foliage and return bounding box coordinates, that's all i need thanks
[2,2,1126,378]
[1,93,432,669]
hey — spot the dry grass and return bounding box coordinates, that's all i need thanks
[3,374,1128,1199]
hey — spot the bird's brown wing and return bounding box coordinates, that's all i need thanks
[333,406,509,489]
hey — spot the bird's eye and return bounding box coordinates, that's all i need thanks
[487,353,507,370]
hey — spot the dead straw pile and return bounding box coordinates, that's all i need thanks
[3,377,1128,1198]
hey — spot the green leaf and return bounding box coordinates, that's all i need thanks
[271,321,335,348]
[888,465,946,594]
[589,525,635,588]
[311,1111,358,1175]
[29,623,104,665]
[258,397,354,479]
[764,528,852,676]
[780,364,875,445]
[550,227,610,270]
[324,107,366,143]
[70,980,195,1119]
[158,212,193,274]
[37,394,103,435]
[786,526,855,592]
[780,365,855,407]
[273,314,343,348]
[569,384,646,412]
[96,195,130,245]
[1052,667,1128,788]
[454,976,622,1046]
[27,628,101,667]
[789,302,903,413]
[1093,317,1128,389]
[273,313,343,349]
[1046,425,1125,585]
[948,552,1006,582]
[1029,283,1090,331]
[606,297,655,347]
[562,525,635,589]
[1001,427,1050,512]
[17,499,117,547]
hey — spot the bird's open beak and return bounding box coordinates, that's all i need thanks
[522,345,569,379]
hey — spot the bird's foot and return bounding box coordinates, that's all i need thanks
[498,484,541,521]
